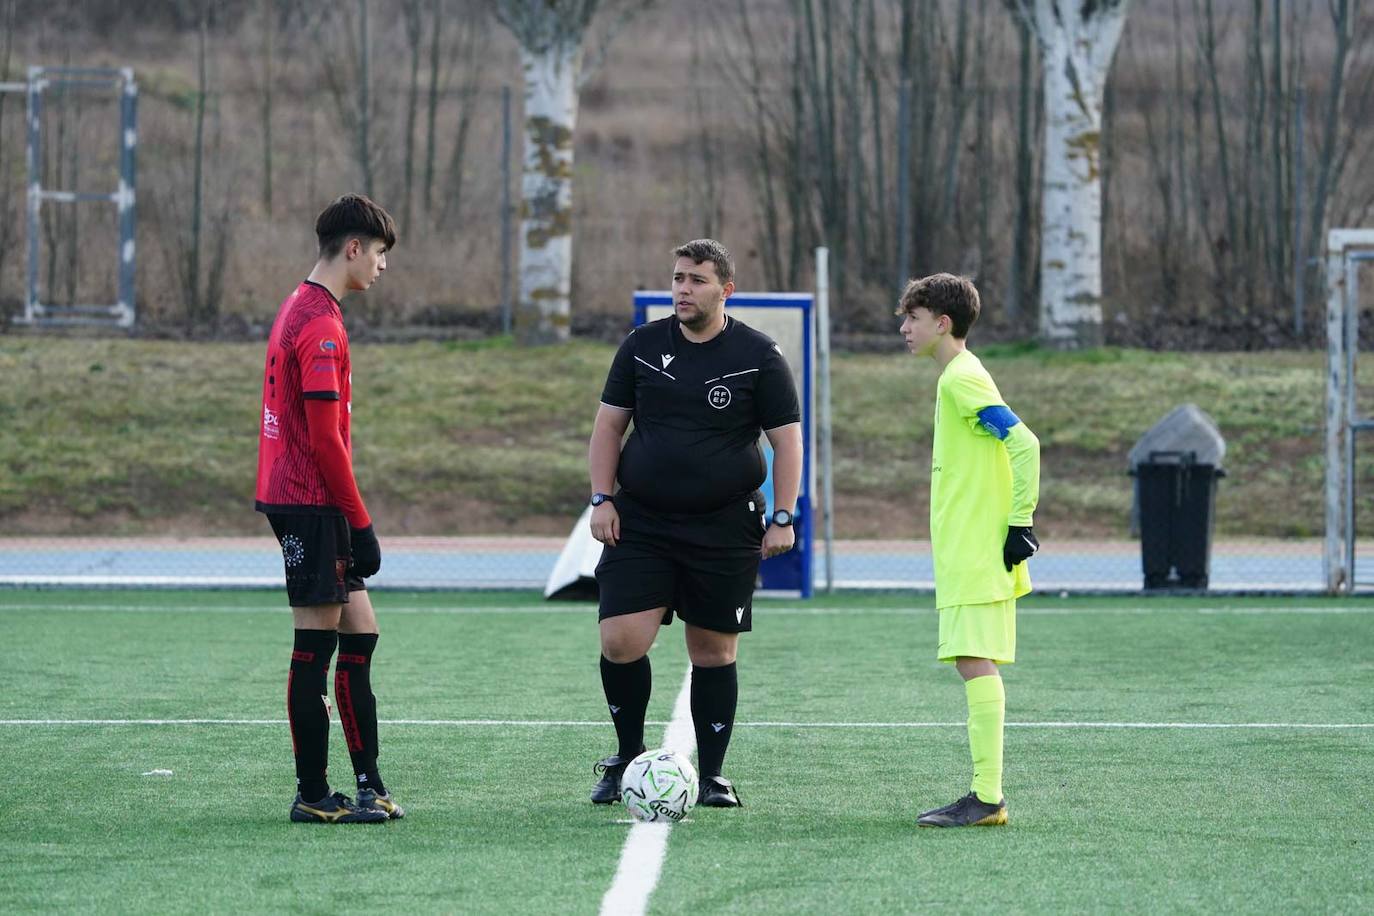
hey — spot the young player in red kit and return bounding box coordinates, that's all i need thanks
[255,194,403,824]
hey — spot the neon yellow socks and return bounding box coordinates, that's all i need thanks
[965,674,1005,804]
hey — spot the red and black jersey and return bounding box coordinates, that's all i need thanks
[255,281,354,514]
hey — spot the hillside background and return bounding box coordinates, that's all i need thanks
[0,0,1370,345]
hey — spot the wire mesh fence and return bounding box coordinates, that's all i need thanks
[0,535,1336,593]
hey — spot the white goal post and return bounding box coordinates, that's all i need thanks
[1324,228,1374,593]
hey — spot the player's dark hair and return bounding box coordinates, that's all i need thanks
[316,193,398,259]
[896,273,981,339]
[672,238,734,285]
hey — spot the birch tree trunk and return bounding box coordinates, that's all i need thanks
[1019,0,1130,348]
[514,41,580,344]
[490,0,651,345]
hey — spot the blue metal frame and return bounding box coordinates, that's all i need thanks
[633,291,815,597]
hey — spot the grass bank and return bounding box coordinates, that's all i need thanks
[0,336,1326,538]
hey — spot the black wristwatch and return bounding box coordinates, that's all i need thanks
[770,508,794,527]
[590,493,613,507]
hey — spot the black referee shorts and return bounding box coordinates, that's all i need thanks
[266,512,366,608]
[595,489,766,633]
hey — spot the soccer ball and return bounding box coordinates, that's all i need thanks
[620,749,699,823]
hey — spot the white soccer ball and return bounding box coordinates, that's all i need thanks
[620,749,699,823]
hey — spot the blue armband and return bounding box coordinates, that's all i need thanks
[977,405,1021,440]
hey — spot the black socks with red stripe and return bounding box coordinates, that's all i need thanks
[691,662,738,779]
[335,632,385,795]
[601,654,652,760]
[288,628,337,802]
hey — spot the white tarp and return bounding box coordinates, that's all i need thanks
[544,505,602,599]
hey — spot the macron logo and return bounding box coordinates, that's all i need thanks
[736,607,745,623]
[609,705,621,715]
[711,723,726,733]
[661,354,675,368]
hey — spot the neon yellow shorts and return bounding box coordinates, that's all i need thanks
[937,597,1016,664]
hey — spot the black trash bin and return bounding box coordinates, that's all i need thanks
[1133,450,1225,590]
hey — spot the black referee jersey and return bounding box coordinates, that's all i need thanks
[600,315,801,515]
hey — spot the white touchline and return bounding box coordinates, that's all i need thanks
[5,603,1374,617]
[0,603,595,615]
[600,664,696,916]
[0,719,1371,729]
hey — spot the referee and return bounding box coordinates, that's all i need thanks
[587,239,803,808]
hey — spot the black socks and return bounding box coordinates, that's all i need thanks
[335,632,384,795]
[691,662,738,779]
[600,655,652,760]
[288,629,337,802]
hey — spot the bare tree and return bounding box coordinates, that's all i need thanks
[400,0,424,232]
[260,0,274,215]
[1013,0,1131,348]
[0,0,18,290]
[357,0,372,197]
[862,0,889,278]
[800,0,845,298]
[437,8,489,231]
[423,0,444,212]
[156,0,234,329]
[724,0,785,289]
[893,0,914,287]
[1005,3,1037,319]
[688,29,723,240]
[189,0,208,323]
[1307,0,1355,282]
[314,0,376,198]
[488,0,655,345]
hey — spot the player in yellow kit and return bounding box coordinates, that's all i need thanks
[897,274,1040,828]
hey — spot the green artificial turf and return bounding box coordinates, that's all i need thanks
[3,590,1371,913]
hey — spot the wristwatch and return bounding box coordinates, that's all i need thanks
[590,493,613,507]
[770,508,794,527]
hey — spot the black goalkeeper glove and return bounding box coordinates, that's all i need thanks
[1003,525,1039,572]
[349,523,382,579]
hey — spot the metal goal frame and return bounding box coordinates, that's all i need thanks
[8,66,138,328]
[1324,228,1374,593]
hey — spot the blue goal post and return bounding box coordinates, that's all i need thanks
[633,291,815,598]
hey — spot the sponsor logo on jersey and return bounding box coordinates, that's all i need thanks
[319,338,338,352]
[708,385,732,409]
[263,404,281,440]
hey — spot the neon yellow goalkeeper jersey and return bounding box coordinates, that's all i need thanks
[930,350,1038,609]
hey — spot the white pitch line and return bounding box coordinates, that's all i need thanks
[600,665,696,916]
[0,603,588,615]
[1,718,1370,730]
[4,603,1374,617]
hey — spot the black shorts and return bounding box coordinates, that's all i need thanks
[267,512,366,608]
[596,490,765,633]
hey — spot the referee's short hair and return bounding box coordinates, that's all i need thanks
[673,239,734,285]
[316,193,398,259]
[896,273,980,339]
